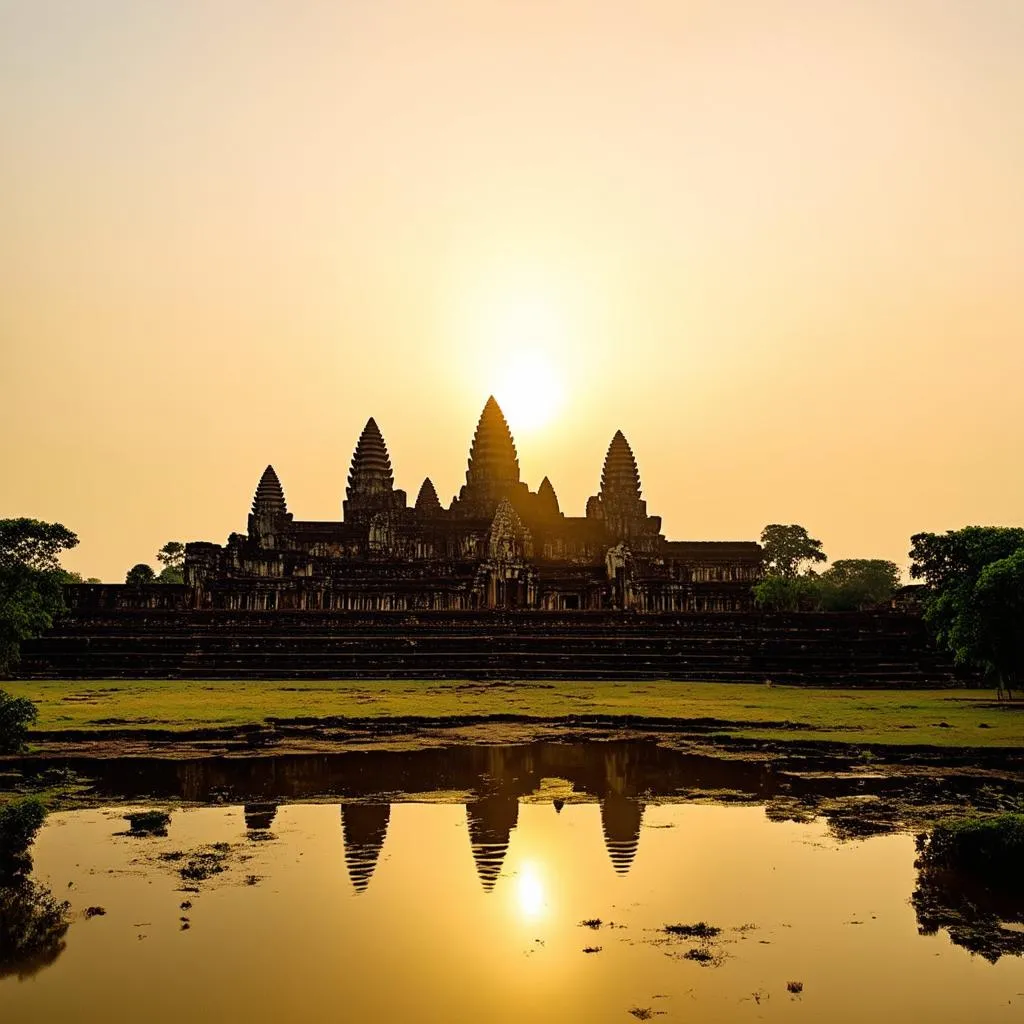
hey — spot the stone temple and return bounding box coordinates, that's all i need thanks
[184,397,762,613]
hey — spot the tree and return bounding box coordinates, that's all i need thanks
[155,567,184,584]
[0,520,78,573]
[0,519,79,675]
[759,524,827,578]
[156,542,185,570]
[125,564,155,585]
[753,575,817,612]
[0,691,37,754]
[816,559,901,611]
[956,549,1024,698]
[910,527,1024,694]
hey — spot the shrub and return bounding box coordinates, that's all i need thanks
[0,798,46,857]
[918,813,1024,880]
[125,810,171,836]
[0,690,37,753]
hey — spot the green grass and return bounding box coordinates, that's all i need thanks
[2,680,1022,748]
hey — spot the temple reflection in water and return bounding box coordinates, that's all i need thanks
[50,740,763,893]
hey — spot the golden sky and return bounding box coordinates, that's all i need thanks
[2,1,1022,581]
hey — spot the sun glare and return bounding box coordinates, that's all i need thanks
[487,297,567,432]
[515,860,546,919]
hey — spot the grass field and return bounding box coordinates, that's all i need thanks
[4,679,1022,748]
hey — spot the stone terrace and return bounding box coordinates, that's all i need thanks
[21,611,954,686]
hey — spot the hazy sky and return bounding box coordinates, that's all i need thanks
[2,1,1022,581]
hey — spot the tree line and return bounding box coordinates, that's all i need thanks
[755,522,1023,697]
[753,524,900,612]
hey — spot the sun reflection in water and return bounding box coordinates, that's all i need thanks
[515,860,546,919]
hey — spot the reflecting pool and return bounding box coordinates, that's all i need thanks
[2,742,1023,1022]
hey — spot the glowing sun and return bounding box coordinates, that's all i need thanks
[489,299,566,432]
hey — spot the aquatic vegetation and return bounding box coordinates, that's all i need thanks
[83,906,105,919]
[787,981,804,994]
[917,813,1024,878]
[663,922,720,939]
[179,848,229,882]
[579,918,602,929]
[582,946,602,954]
[124,810,171,836]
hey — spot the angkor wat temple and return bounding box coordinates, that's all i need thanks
[26,397,952,683]
[185,397,762,614]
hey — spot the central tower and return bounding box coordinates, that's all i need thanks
[451,397,527,518]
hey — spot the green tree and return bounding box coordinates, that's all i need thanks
[816,559,901,611]
[0,519,79,675]
[752,575,817,612]
[156,541,185,570]
[910,527,1024,694]
[125,564,155,585]
[153,542,185,583]
[759,524,827,578]
[0,691,37,754]
[956,549,1024,697]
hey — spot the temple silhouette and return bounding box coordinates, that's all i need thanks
[183,396,762,613]
[29,395,954,682]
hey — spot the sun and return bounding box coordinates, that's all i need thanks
[488,298,567,432]
[494,351,564,433]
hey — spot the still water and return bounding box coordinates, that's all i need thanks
[2,742,1023,1023]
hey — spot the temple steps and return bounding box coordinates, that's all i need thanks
[20,612,955,685]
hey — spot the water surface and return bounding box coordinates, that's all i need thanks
[3,743,1023,1022]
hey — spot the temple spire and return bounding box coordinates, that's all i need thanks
[465,397,520,491]
[343,418,406,523]
[252,465,287,517]
[600,431,642,508]
[452,397,522,517]
[414,477,442,516]
[347,418,394,499]
[536,476,560,518]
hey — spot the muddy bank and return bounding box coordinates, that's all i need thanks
[17,713,1024,774]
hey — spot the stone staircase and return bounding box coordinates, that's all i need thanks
[19,611,955,686]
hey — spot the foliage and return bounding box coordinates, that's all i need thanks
[964,550,1024,693]
[156,566,184,584]
[125,563,156,585]
[0,520,79,573]
[125,810,171,836]
[157,541,185,570]
[0,519,79,675]
[0,880,70,980]
[752,575,817,612]
[0,798,46,858]
[917,814,1024,879]
[759,524,827,579]
[0,690,38,753]
[0,797,47,883]
[815,559,901,611]
[910,528,1024,691]
[0,794,69,979]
